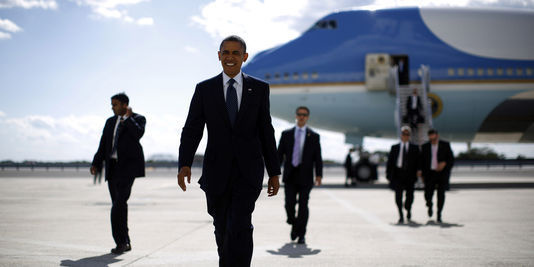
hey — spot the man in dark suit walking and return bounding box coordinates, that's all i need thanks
[177,35,281,267]
[386,126,420,223]
[405,89,424,130]
[277,106,323,244]
[421,129,454,223]
[91,93,146,254]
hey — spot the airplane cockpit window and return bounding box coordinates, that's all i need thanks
[311,20,337,30]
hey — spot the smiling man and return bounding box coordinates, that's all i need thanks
[177,35,281,267]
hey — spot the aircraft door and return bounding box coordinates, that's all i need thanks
[365,53,392,91]
[392,55,409,85]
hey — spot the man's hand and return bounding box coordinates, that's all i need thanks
[177,166,191,192]
[90,166,97,175]
[315,176,322,186]
[267,176,280,197]
[125,106,133,118]
[437,162,446,172]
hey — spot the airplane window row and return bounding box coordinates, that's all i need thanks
[264,72,319,81]
[447,67,534,77]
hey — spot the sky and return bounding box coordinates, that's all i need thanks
[1,0,534,162]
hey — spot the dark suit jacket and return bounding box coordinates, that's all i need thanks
[92,113,146,180]
[421,140,454,179]
[178,73,281,195]
[277,127,323,186]
[386,143,420,186]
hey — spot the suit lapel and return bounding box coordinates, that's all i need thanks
[289,128,296,156]
[302,128,312,155]
[235,73,251,126]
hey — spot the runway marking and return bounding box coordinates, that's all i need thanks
[321,190,414,244]
[123,222,212,266]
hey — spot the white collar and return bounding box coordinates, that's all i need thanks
[295,125,307,132]
[222,71,243,86]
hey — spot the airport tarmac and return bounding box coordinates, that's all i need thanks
[1,167,534,266]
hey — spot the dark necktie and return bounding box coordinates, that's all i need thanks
[226,79,238,126]
[111,117,124,156]
[402,143,408,170]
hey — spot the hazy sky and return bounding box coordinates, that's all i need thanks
[1,0,534,162]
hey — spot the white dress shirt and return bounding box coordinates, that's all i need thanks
[411,95,418,109]
[111,115,128,159]
[431,143,439,170]
[397,142,409,168]
[222,71,243,110]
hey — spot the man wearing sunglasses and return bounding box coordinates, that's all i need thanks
[386,126,421,223]
[277,106,323,244]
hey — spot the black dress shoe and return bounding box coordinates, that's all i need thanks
[428,207,433,217]
[290,231,297,241]
[407,211,412,220]
[111,244,128,254]
[125,243,132,252]
[398,218,404,224]
[297,236,305,244]
[437,215,442,223]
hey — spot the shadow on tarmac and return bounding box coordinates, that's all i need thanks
[391,220,464,228]
[267,242,321,258]
[60,253,122,267]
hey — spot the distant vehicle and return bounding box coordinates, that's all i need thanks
[243,7,534,147]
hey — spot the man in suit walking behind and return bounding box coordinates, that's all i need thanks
[177,35,281,267]
[386,126,420,223]
[278,106,323,244]
[91,93,146,254]
[421,129,454,223]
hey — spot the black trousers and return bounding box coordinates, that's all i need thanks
[424,170,449,215]
[107,159,135,246]
[284,167,313,239]
[393,170,415,216]
[205,161,260,267]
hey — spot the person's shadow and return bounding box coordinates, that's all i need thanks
[426,220,464,228]
[60,253,122,267]
[267,242,321,258]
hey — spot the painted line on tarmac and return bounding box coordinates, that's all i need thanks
[322,190,413,244]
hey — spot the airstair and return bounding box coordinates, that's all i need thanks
[392,65,433,145]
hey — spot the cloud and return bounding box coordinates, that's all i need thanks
[71,0,154,26]
[0,0,58,9]
[0,31,11,39]
[136,17,153,26]
[0,18,22,32]
[184,45,199,54]
[191,0,309,54]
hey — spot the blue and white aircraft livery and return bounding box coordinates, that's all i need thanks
[243,7,534,146]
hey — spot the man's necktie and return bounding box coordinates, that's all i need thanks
[402,143,408,170]
[292,128,302,167]
[111,117,124,156]
[226,79,238,126]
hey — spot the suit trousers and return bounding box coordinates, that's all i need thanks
[284,166,313,239]
[107,159,135,246]
[393,169,415,215]
[205,160,260,267]
[424,170,448,215]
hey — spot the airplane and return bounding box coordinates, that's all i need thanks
[242,7,534,149]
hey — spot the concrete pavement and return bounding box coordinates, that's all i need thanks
[1,167,533,266]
